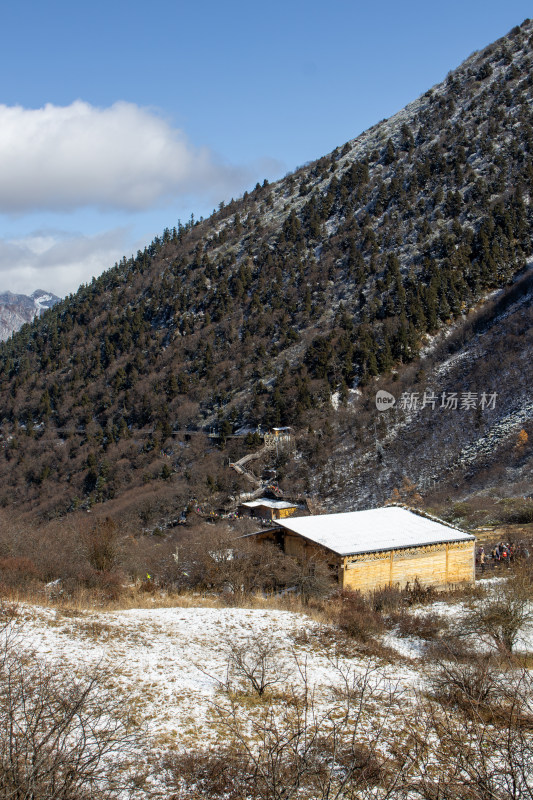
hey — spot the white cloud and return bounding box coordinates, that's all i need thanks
[0,228,133,296]
[0,101,254,213]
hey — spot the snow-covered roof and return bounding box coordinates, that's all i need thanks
[241,498,298,510]
[275,506,474,556]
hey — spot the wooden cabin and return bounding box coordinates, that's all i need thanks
[249,506,475,592]
[239,498,300,521]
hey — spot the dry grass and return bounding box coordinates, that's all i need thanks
[0,583,226,613]
[512,653,533,669]
[292,623,402,664]
[392,611,449,641]
[0,583,345,633]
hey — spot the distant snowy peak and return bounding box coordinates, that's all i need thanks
[30,290,60,311]
[0,290,60,341]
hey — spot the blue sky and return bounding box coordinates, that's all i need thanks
[0,0,531,296]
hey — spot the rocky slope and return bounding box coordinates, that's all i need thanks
[311,264,533,512]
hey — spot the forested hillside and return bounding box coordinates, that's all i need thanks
[0,19,532,522]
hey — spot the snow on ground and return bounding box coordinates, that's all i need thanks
[380,631,427,660]
[11,586,533,759]
[13,604,420,749]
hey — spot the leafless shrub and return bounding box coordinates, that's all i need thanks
[403,578,437,606]
[404,664,533,800]
[370,585,405,613]
[206,661,406,800]
[440,580,486,603]
[0,630,139,799]
[424,633,480,664]
[0,600,20,668]
[159,747,251,800]
[337,591,386,642]
[83,516,122,573]
[393,611,449,641]
[0,598,18,629]
[335,583,447,647]
[291,625,361,659]
[0,556,40,591]
[464,568,533,654]
[428,656,502,714]
[224,630,290,697]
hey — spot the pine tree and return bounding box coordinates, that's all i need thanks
[384,138,396,165]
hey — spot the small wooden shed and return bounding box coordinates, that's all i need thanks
[250,506,475,591]
[239,498,300,521]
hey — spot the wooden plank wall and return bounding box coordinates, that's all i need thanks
[276,507,298,519]
[446,542,475,584]
[342,541,475,591]
[343,552,391,592]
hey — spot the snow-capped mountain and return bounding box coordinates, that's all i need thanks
[0,290,60,341]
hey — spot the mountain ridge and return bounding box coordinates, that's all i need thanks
[0,18,531,524]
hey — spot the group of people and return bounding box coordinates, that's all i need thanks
[477,541,531,572]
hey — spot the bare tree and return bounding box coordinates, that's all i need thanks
[224,630,290,697]
[285,551,334,604]
[403,659,533,800]
[83,516,123,573]
[160,526,292,598]
[0,626,139,799]
[464,568,533,655]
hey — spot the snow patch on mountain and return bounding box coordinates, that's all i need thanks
[0,289,60,340]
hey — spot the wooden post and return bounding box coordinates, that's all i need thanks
[389,550,394,586]
[445,543,449,585]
